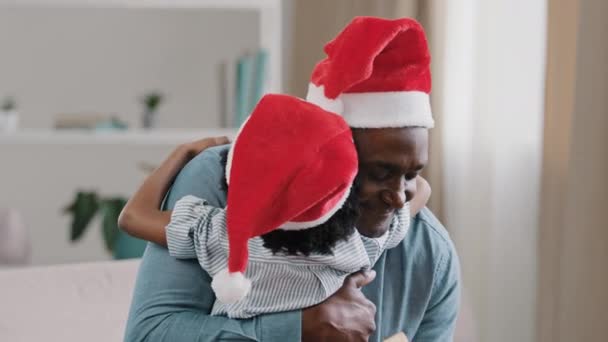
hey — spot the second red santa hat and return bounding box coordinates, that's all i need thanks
[211,94,358,303]
[306,16,435,129]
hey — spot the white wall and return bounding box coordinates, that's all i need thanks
[439,0,546,341]
[0,7,259,129]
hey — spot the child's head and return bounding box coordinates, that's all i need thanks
[213,94,359,303]
[260,180,359,256]
[221,148,359,256]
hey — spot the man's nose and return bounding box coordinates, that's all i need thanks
[382,190,405,209]
[381,177,416,209]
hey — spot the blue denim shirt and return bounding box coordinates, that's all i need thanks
[124,145,461,342]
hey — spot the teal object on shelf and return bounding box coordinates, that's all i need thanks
[250,49,268,114]
[113,230,147,259]
[235,54,254,127]
[233,49,269,127]
[94,117,129,131]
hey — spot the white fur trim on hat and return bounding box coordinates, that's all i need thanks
[306,83,434,128]
[211,268,252,304]
[279,184,352,231]
[305,83,344,114]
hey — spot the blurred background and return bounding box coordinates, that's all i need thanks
[0,1,606,342]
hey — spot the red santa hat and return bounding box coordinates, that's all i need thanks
[211,94,358,303]
[306,16,434,129]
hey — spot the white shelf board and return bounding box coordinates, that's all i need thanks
[0,0,280,10]
[0,129,238,145]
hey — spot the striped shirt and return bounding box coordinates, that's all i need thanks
[166,195,410,319]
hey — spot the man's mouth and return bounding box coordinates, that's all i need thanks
[378,210,395,220]
[362,206,394,219]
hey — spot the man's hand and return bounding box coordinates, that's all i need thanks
[302,270,377,342]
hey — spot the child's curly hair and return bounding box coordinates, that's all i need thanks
[220,148,360,256]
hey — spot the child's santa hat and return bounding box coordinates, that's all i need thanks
[306,16,435,129]
[211,94,358,303]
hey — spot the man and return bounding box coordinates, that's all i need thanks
[124,17,460,342]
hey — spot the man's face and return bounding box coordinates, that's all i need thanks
[352,127,429,238]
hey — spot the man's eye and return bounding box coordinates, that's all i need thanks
[371,170,390,181]
[405,172,418,181]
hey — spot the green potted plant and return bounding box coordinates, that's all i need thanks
[63,191,146,259]
[141,91,164,129]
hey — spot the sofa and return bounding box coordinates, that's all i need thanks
[0,260,138,341]
[0,260,475,341]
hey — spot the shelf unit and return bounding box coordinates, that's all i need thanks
[0,127,239,266]
[0,1,272,266]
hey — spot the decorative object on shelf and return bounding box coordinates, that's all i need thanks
[234,49,268,127]
[0,208,31,266]
[54,113,123,130]
[141,91,164,129]
[235,53,254,127]
[218,59,234,128]
[94,116,129,131]
[250,49,268,113]
[63,191,146,259]
[0,97,19,133]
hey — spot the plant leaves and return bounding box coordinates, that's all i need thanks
[64,191,99,241]
[142,92,163,111]
[100,197,127,253]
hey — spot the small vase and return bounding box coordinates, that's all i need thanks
[0,208,31,265]
[0,110,19,132]
[142,110,157,129]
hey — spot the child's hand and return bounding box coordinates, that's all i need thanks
[180,136,231,160]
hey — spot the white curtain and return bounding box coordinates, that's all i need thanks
[435,0,547,341]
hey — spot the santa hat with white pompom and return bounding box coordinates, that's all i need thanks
[210,94,358,303]
[306,16,435,129]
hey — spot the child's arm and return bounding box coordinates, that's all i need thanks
[118,136,230,246]
[409,176,432,216]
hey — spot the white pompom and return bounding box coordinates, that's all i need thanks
[211,269,251,304]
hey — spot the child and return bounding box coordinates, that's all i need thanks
[119,94,430,318]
